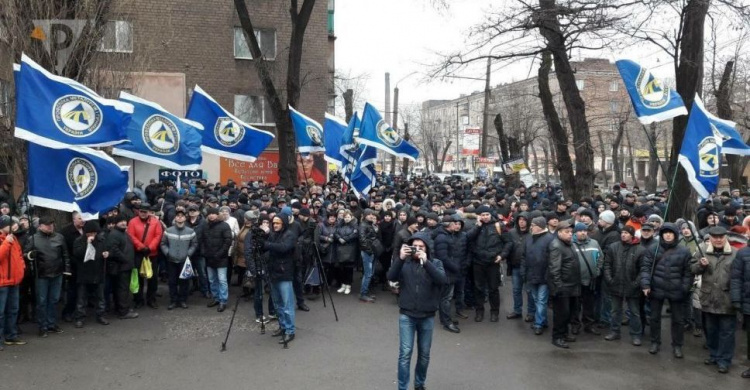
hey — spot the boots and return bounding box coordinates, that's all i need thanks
[475,310,484,322]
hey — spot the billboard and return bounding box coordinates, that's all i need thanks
[220,150,327,185]
[462,127,481,156]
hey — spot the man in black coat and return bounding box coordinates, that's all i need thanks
[466,205,505,322]
[548,221,581,349]
[433,215,464,333]
[59,212,84,323]
[501,212,533,321]
[186,204,209,298]
[30,217,71,337]
[104,215,138,320]
[71,221,109,328]
[200,208,233,312]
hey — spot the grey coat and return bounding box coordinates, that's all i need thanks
[160,225,198,263]
[691,242,736,315]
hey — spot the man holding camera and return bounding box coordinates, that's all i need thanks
[387,231,448,390]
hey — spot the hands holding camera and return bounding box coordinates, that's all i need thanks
[399,244,427,265]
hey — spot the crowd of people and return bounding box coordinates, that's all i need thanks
[2,174,750,386]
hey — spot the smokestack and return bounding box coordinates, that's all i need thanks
[385,72,391,124]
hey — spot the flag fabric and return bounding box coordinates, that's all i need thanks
[289,105,325,153]
[358,103,419,161]
[28,143,130,220]
[186,85,274,162]
[616,59,688,125]
[677,96,728,199]
[112,92,203,170]
[323,113,347,167]
[715,120,750,156]
[340,113,360,166]
[15,54,133,148]
[344,145,377,199]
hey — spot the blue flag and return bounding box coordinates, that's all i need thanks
[616,59,688,125]
[113,92,204,170]
[15,54,133,148]
[289,105,325,153]
[340,113,360,166]
[359,103,419,161]
[344,145,377,199]
[678,96,728,199]
[28,143,130,220]
[186,85,275,162]
[323,113,347,168]
[716,120,750,156]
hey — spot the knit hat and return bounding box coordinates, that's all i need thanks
[206,207,220,215]
[244,210,260,220]
[647,214,664,224]
[0,215,12,230]
[622,225,636,237]
[574,222,588,232]
[531,216,547,228]
[83,220,101,234]
[476,205,492,215]
[599,210,616,225]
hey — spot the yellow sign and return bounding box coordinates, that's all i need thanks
[30,26,46,40]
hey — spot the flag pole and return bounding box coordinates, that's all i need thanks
[660,163,680,221]
[640,124,670,181]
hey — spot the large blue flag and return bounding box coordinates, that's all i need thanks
[323,113,347,167]
[340,113,360,165]
[678,96,728,199]
[289,105,325,153]
[15,54,133,148]
[358,103,419,161]
[186,85,275,162]
[616,59,688,125]
[344,145,377,199]
[715,121,750,156]
[28,143,130,220]
[113,92,203,170]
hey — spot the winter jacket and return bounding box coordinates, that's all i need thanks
[387,231,448,318]
[432,226,462,282]
[334,219,359,264]
[315,221,337,264]
[379,219,397,254]
[160,225,197,263]
[604,238,648,298]
[731,246,750,314]
[264,217,296,282]
[520,231,555,284]
[0,233,25,287]
[571,237,602,287]
[104,227,135,274]
[392,226,413,257]
[640,236,693,302]
[500,224,529,271]
[186,215,206,258]
[691,242,736,315]
[126,216,164,258]
[31,230,71,278]
[591,223,620,252]
[466,220,505,265]
[72,234,107,284]
[359,220,378,255]
[200,219,233,268]
[548,237,581,297]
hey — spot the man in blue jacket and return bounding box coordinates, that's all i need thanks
[388,231,447,390]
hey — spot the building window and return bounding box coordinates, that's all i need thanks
[0,79,9,118]
[626,168,632,177]
[234,95,274,125]
[610,101,619,113]
[609,81,619,92]
[575,79,585,91]
[606,158,613,171]
[234,27,276,60]
[98,21,133,53]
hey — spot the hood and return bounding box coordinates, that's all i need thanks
[407,231,434,259]
[659,222,679,236]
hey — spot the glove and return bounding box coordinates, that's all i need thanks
[338,238,346,244]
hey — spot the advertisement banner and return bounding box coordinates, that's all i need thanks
[502,158,528,175]
[462,127,481,156]
[220,150,327,185]
[158,169,204,186]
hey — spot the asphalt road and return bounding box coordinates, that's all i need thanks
[1,280,748,390]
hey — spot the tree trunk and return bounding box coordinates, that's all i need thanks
[439,141,452,173]
[597,131,608,188]
[715,61,746,188]
[494,113,510,162]
[647,123,659,193]
[343,89,354,122]
[535,0,595,199]
[626,127,637,188]
[668,0,710,221]
[538,51,575,195]
[548,137,559,181]
[541,144,550,183]
[612,119,626,184]
[532,142,540,182]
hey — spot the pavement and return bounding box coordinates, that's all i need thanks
[1,280,748,390]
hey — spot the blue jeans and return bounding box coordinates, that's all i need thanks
[0,285,20,340]
[253,276,275,319]
[704,313,736,367]
[595,285,613,326]
[528,283,549,329]
[511,268,533,316]
[270,280,295,335]
[36,275,63,330]
[193,256,209,295]
[398,314,434,390]
[206,267,228,304]
[360,251,374,297]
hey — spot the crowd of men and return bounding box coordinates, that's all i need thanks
[2,174,750,386]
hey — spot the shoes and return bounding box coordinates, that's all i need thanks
[490,313,499,322]
[4,338,27,345]
[718,366,729,374]
[571,324,581,335]
[278,334,295,344]
[534,327,544,336]
[359,295,375,303]
[344,285,351,295]
[584,327,601,335]
[119,311,139,319]
[456,310,469,320]
[267,314,278,321]
[168,303,176,310]
[63,314,73,323]
[133,302,144,309]
[704,359,717,366]
[74,320,84,329]
[649,343,659,355]
[524,315,534,323]
[297,303,310,311]
[96,317,110,326]
[147,301,159,309]
[552,338,569,349]
[218,303,227,312]
[604,332,621,341]
[337,285,346,293]
[38,329,48,338]
[693,328,703,337]
[741,368,750,378]
[271,328,285,337]
[475,311,484,322]
[415,387,426,390]
[632,337,642,346]
[443,323,461,333]
[673,346,683,359]
[207,300,219,308]
[564,335,576,343]
[506,313,522,320]
[48,325,64,334]
[179,302,188,309]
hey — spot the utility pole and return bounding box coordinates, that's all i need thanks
[402,122,410,176]
[456,101,460,173]
[481,56,491,158]
[390,86,399,175]
[384,72,391,173]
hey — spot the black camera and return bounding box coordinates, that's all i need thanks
[407,246,417,255]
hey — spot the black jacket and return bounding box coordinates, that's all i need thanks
[466,220,505,265]
[521,231,554,284]
[387,231,448,318]
[186,215,206,258]
[591,223,620,252]
[640,238,693,301]
[315,221,337,264]
[392,225,413,257]
[72,233,106,284]
[264,218,296,282]
[501,224,529,271]
[104,227,135,274]
[31,230,71,278]
[548,237,581,297]
[731,246,750,314]
[200,219,233,268]
[359,220,378,255]
[432,226,462,282]
[604,239,648,298]
[334,219,359,264]
[378,219,397,255]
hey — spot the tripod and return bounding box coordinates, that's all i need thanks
[310,240,338,322]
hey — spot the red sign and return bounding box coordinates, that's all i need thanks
[220,151,327,185]
[476,157,497,163]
